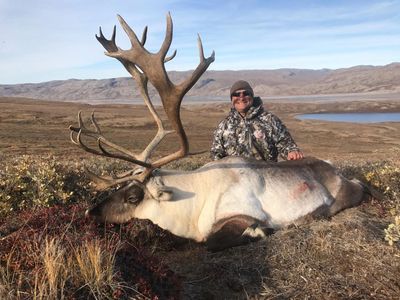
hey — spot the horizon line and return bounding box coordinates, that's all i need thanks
[2,61,399,85]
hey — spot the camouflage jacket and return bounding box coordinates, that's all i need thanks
[210,97,300,162]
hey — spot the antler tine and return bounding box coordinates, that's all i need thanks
[134,89,175,162]
[84,167,118,190]
[128,25,175,63]
[116,14,142,49]
[165,49,177,62]
[198,34,205,59]
[70,129,79,145]
[96,26,118,53]
[75,130,103,156]
[90,111,102,134]
[84,167,146,190]
[178,34,215,96]
[69,111,152,169]
[141,26,148,45]
[96,138,152,168]
[158,12,173,59]
[69,111,99,139]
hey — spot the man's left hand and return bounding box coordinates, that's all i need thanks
[287,151,304,160]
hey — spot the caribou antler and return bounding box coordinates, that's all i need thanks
[69,111,151,168]
[69,13,214,188]
[95,23,174,163]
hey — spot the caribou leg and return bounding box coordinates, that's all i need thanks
[206,215,272,251]
[327,178,368,216]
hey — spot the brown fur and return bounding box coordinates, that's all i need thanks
[206,215,271,251]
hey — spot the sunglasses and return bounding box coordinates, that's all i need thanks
[231,90,252,97]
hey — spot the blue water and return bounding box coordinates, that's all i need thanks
[297,112,400,123]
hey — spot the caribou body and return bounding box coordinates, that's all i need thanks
[86,156,369,250]
[70,14,370,251]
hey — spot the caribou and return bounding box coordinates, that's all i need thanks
[70,14,372,251]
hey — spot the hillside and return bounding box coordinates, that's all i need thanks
[1,63,400,103]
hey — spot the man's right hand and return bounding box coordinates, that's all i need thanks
[287,151,304,160]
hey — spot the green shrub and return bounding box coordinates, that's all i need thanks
[338,160,400,245]
[0,155,90,217]
[384,216,400,246]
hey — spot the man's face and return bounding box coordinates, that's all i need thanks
[231,89,254,115]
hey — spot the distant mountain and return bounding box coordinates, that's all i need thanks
[1,63,400,103]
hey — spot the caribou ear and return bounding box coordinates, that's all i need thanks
[156,186,173,201]
[146,178,173,201]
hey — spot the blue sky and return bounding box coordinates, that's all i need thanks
[0,0,399,84]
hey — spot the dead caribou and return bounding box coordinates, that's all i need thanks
[70,14,372,251]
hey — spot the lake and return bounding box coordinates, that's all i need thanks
[297,112,400,123]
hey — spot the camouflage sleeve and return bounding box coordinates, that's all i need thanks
[271,115,300,159]
[210,121,227,160]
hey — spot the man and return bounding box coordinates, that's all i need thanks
[211,80,304,162]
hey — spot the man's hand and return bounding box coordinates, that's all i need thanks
[287,151,304,160]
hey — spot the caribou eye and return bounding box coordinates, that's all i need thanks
[124,184,145,204]
[127,195,141,204]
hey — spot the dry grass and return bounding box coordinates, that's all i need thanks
[259,210,399,299]
[37,238,67,299]
[1,238,126,300]
[73,240,119,298]
[0,189,181,299]
[0,216,121,299]
[162,209,399,299]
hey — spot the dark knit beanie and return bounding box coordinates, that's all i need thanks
[230,80,254,99]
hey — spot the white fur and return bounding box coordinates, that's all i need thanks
[242,226,267,239]
[132,157,361,242]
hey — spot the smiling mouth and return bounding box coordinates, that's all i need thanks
[235,100,250,104]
